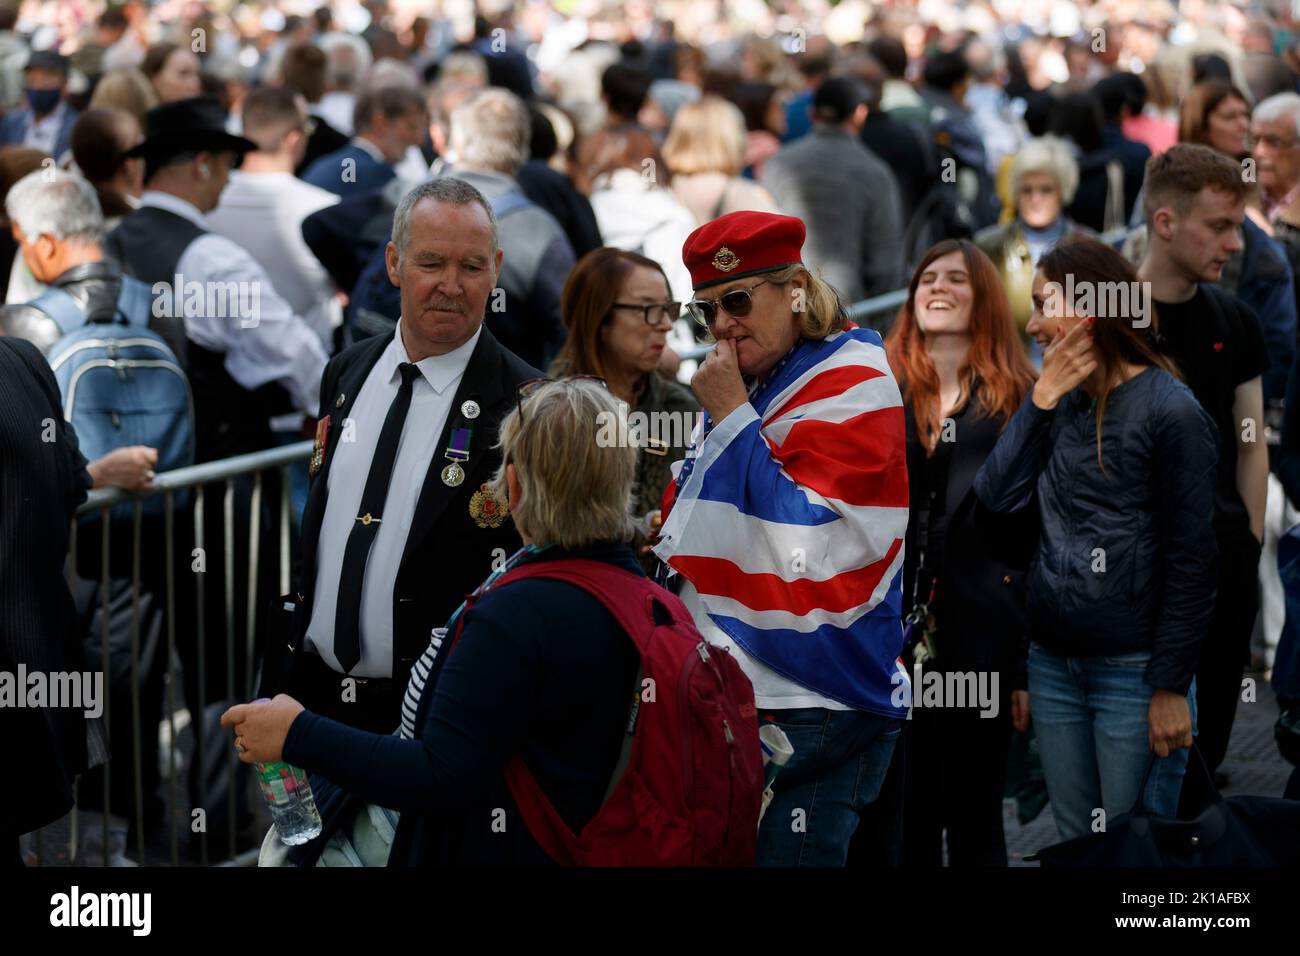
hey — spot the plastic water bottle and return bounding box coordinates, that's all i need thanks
[255,761,323,846]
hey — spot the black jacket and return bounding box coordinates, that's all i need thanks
[0,338,96,835]
[258,325,539,727]
[283,543,642,866]
[0,260,123,354]
[974,370,1218,694]
[902,398,1035,689]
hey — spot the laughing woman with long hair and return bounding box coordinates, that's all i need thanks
[880,239,1036,865]
[974,236,1218,839]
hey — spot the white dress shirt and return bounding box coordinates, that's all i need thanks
[317,91,356,136]
[23,100,66,154]
[305,321,481,677]
[139,190,327,416]
[207,170,342,348]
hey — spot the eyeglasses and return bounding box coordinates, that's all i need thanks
[515,374,608,425]
[611,300,680,326]
[1248,132,1299,151]
[685,277,779,330]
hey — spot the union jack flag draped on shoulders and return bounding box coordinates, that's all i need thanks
[654,326,911,717]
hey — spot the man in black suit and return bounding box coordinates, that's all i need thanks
[0,337,100,866]
[259,176,539,734]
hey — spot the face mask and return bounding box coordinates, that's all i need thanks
[25,87,60,115]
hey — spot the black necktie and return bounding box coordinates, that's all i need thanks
[332,362,422,674]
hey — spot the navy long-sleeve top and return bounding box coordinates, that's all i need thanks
[973,369,1218,694]
[283,542,642,866]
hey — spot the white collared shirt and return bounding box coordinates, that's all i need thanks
[305,321,482,677]
[350,135,386,163]
[22,99,66,154]
[138,189,327,416]
[207,170,342,348]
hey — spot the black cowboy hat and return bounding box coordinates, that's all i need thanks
[125,96,256,167]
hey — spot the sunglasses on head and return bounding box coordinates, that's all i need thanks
[515,374,608,425]
[685,276,780,330]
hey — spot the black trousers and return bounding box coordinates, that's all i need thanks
[1180,527,1261,815]
[287,648,404,735]
[849,687,1014,866]
[898,696,1013,866]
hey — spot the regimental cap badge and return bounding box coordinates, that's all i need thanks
[711,246,740,272]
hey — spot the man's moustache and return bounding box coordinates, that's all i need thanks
[426,301,468,314]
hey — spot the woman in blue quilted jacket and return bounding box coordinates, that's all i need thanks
[975,236,1219,839]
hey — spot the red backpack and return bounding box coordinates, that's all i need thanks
[460,558,764,866]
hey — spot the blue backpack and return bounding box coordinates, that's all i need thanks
[41,275,195,513]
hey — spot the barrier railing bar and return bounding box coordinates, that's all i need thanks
[131,498,145,866]
[194,484,207,867]
[165,490,178,867]
[79,441,313,515]
[99,507,110,867]
[223,481,237,861]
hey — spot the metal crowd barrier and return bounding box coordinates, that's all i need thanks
[677,287,908,364]
[32,440,313,868]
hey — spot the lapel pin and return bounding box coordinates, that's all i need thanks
[461,399,480,419]
[335,392,346,408]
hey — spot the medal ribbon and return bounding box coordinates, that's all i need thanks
[445,426,472,463]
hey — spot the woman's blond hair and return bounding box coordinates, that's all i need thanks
[740,263,846,341]
[662,95,747,177]
[491,379,637,549]
[89,69,160,127]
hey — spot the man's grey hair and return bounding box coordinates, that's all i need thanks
[4,169,103,244]
[321,34,371,90]
[1255,92,1300,139]
[391,177,499,263]
[449,87,530,175]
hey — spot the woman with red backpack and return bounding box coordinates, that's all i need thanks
[223,378,763,866]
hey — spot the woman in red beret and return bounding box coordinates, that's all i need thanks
[653,210,911,866]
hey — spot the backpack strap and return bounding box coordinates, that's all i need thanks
[114,274,154,328]
[489,190,533,221]
[493,558,687,648]
[485,558,682,865]
[27,285,89,335]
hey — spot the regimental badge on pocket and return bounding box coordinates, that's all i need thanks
[469,482,509,529]
[309,414,331,477]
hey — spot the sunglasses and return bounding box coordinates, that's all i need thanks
[685,277,779,330]
[515,374,608,425]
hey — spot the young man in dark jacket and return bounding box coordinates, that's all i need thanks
[1137,145,1270,812]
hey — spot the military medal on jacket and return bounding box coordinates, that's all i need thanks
[441,425,472,487]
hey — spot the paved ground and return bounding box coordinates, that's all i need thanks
[26,667,1295,867]
[1006,667,1293,865]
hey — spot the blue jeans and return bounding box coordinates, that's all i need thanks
[756,708,901,866]
[1028,643,1197,840]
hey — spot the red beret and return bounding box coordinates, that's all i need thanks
[681,210,806,291]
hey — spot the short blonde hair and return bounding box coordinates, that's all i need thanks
[1010,135,1080,205]
[89,69,159,127]
[491,379,637,549]
[663,95,747,176]
[768,263,847,341]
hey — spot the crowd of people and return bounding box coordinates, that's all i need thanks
[4,0,1300,869]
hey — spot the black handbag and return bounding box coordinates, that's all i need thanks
[1037,745,1300,866]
